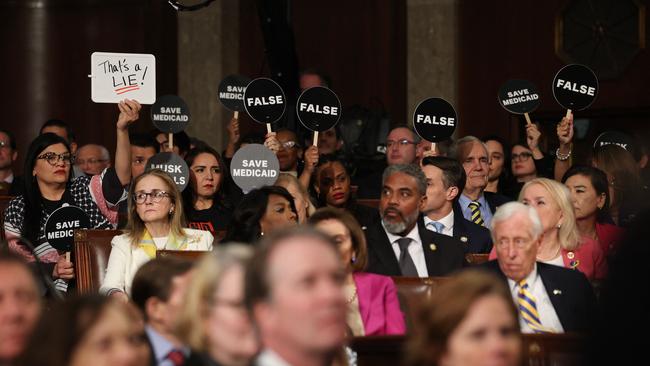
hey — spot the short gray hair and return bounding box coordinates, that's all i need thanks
[490,201,543,241]
[449,135,487,161]
[382,164,427,196]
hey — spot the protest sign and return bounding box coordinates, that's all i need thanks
[553,64,598,116]
[244,78,286,134]
[151,95,190,134]
[230,144,280,193]
[296,86,342,146]
[219,74,251,118]
[413,97,457,151]
[90,52,156,104]
[498,79,541,125]
[45,205,91,253]
[146,152,190,191]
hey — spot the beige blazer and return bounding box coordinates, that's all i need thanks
[99,228,213,295]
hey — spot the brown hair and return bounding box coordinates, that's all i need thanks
[125,169,187,246]
[244,227,337,313]
[404,270,520,366]
[130,256,193,319]
[592,144,640,207]
[307,207,368,272]
[175,244,253,351]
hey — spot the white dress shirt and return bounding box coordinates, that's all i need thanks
[255,349,292,366]
[382,221,429,277]
[507,264,564,333]
[423,211,454,237]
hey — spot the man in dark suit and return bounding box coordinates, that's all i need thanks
[131,257,201,366]
[450,136,512,228]
[481,201,596,333]
[421,156,492,253]
[364,164,465,277]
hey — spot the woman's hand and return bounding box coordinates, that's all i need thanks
[303,145,319,172]
[53,255,74,280]
[116,99,141,131]
[264,132,281,154]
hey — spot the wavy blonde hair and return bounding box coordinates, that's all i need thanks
[175,244,253,351]
[519,178,580,251]
[125,169,187,246]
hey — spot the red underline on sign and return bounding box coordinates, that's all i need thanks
[115,85,140,92]
[115,86,140,95]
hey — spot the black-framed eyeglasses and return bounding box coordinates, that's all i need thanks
[37,152,74,166]
[386,139,416,148]
[133,190,171,204]
[511,152,533,162]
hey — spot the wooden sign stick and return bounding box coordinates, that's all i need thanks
[313,131,319,147]
[168,133,173,151]
[565,109,572,119]
[524,112,532,126]
[65,251,71,262]
[234,111,239,119]
[431,142,437,154]
[266,123,272,134]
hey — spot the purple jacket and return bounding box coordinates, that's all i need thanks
[353,272,406,335]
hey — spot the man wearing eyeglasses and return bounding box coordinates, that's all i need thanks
[75,144,111,176]
[0,129,22,195]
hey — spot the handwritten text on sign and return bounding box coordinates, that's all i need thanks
[90,52,156,104]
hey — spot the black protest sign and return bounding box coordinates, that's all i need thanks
[593,131,634,152]
[146,152,190,191]
[552,64,598,111]
[45,205,91,252]
[413,97,457,142]
[230,144,279,193]
[151,95,191,133]
[218,74,251,112]
[296,86,342,132]
[243,78,286,124]
[498,79,541,114]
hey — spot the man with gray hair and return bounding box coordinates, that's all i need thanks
[75,143,111,176]
[481,201,596,333]
[450,136,512,228]
[364,164,465,277]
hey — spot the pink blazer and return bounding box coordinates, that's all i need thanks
[487,237,607,281]
[353,272,406,335]
[595,222,625,257]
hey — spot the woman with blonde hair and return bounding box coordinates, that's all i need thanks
[275,173,315,223]
[101,169,213,298]
[405,270,521,366]
[175,245,259,366]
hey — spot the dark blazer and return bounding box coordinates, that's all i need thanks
[481,260,596,333]
[145,332,205,366]
[364,216,465,277]
[484,191,513,213]
[450,207,493,254]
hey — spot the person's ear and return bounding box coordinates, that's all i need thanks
[70,142,78,154]
[596,192,606,209]
[418,194,428,211]
[145,297,164,322]
[446,186,459,202]
[11,151,17,163]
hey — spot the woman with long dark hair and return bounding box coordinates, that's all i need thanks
[183,146,234,236]
[3,100,140,294]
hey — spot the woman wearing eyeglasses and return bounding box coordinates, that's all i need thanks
[101,169,213,299]
[3,100,140,295]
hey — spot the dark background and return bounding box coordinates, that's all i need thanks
[2,0,648,174]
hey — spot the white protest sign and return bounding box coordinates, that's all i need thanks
[90,52,156,104]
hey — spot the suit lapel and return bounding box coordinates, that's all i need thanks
[537,263,570,330]
[353,273,372,327]
[418,219,442,276]
[367,221,402,275]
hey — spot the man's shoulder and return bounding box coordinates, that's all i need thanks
[484,191,514,209]
[537,262,590,284]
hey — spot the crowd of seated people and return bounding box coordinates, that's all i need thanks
[1,89,649,366]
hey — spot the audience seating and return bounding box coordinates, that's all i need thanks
[74,229,122,294]
[157,249,209,261]
[465,253,490,265]
[349,333,588,366]
[391,276,449,330]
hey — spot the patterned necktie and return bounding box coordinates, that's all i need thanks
[468,201,484,226]
[517,280,551,334]
[427,221,445,234]
[166,349,186,366]
[396,238,419,276]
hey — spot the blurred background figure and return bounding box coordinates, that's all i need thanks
[404,270,521,366]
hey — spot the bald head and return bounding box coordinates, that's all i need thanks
[76,144,110,175]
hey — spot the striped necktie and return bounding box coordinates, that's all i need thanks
[468,201,484,226]
[427,221,445,233]
[517,280,551,334]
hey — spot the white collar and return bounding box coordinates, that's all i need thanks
[424,211,454,231]
[256,349,292,366]
[507,263,539,291]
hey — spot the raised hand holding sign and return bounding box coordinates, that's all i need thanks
[296,86,342,146]
[413,97,458,153]
[498,79,541,126]
[244,78,287,134]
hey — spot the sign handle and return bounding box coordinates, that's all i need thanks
[266,123,272,134]
[431,142,437,154]
[168,133,173,151]
[234,111,239,119]
[524,113,532,126]
[313,131,319,147]
[565,109,572,119]
[65,252,70,262]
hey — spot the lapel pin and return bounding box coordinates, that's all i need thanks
[429,243,437,251]
[460,236,468,243]
[567,251,575,259]
[570,260,580,269]
[553,289,562,295]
